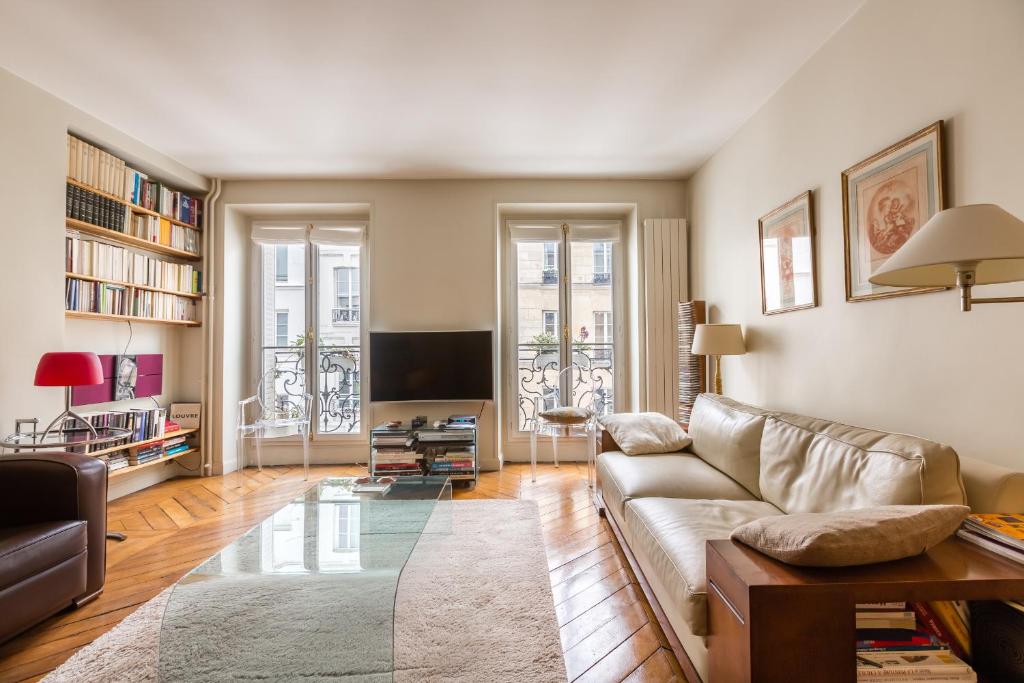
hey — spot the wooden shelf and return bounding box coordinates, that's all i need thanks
[83,427,200,458]
[66,273,202,300]
[66,310,200,327]
[108,448,199,479]
[67,177,202,231]
[66,218,201,261]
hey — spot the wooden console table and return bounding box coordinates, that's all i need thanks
[706,537,1024,682]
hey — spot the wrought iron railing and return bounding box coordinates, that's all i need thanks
[261,345,361,434]
[517,343,614,432]
[331,308,360,323]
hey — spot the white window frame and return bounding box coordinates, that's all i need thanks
[251,220,370,441]
[542,310,558,337]
[502,219,626,443]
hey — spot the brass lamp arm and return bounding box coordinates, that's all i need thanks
[956,269,1024,311]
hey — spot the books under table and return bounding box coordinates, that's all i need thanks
[854,600,976,681]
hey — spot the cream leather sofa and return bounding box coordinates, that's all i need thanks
[596,393,1024,683]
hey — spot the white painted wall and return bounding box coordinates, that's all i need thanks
[689,0,1024,469]
[215,179,686,469]
[0,67,208,495]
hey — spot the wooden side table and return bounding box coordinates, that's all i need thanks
[706,537,1024,683]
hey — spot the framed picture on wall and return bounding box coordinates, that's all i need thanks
[842,121,946,302]
[758,191,817,315]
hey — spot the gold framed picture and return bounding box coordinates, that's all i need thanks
[758,191,817,315]
[842,121,946,302]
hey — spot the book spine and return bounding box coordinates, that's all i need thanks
[912,602,969,661]
[930,601,971,659]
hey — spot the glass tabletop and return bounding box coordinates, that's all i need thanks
[157,476,451,682]
[0,426,132,451]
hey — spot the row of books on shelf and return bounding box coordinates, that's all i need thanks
[67,183,201,255]
[66,232,202,294]
[68,408,168,454]
[66,277,199,322]
[67,135,203,227]
[856,601,975,681]
[99,435,193,471]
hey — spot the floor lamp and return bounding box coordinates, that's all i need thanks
[870,204,1024,308]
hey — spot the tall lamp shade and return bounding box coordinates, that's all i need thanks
[691,324,745,394]
[34,352,103,438]
[869,204,1024,310]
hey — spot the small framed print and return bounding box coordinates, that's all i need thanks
[842,121,946,302]
[758,191,817,315]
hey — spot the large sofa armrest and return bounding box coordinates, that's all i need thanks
[0,452,107,595]
[959,455,1024,513]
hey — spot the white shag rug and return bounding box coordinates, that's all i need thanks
[44,500,566,683]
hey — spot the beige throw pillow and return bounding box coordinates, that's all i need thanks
[730,505,970,567]
[538,406,593,425]
[598,412,692,456]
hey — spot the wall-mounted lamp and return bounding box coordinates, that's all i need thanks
[869,204,1024,311]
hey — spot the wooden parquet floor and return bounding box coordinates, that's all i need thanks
[0,463,684,683]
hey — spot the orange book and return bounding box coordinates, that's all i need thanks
[159,218,171,246]
[966,513,1024,541]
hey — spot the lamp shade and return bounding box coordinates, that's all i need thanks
[869,204,1024,287]
[34,352,103,387]
[691,324,745,356]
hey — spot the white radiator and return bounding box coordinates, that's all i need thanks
[643,218,688,418]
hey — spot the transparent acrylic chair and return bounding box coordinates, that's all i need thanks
[529,364,598,487]
[237,368,313,484]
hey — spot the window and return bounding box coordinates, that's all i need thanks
[256,223,366,436]
[276,245,289,282]
[333,266,359,324]
[508,221,622,434]
[542,310,558,337]
[276,311,289,346]
[593,243,611,284]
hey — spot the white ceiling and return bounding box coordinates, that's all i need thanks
[0,0,862,179]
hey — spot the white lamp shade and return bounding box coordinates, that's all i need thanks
[869,204,1024,287]
[691,324,745,356]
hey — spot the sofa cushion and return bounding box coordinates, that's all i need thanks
[0,521,87,591]
[598,412,692,455]
[598,450,757,519]
[760,415,968,514]
[623,498,784,636]
[731,504,970,567]
[688,393,770,498]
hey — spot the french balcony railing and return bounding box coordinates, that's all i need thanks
[592,272,611,285]
[331,308,360,324]
[541,269,558,285]
[517,342,614,432]
[261,345,361,434]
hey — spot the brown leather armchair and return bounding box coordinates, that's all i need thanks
[0,452,107,643]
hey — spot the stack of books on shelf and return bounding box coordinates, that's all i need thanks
[372,430,421,474]
[99,451,130,472]
[66,277,199,322]
[426,448,475,477]
[130,442,167,466]
[856,602,975,681]
[163,434,192,458]
[68,135,203,229]
[66,232,202,294]
[957,513,1024,565]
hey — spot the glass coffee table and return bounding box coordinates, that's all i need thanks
[157,475,451,681]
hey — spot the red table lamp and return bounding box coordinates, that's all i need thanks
[35,352,104,438]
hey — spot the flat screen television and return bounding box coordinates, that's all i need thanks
[369,331,493,402]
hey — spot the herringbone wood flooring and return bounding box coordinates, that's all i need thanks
[0,463,684,682]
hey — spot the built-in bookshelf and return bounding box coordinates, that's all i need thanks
[64,134,205,327]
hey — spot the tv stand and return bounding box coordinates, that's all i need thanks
[370,419,478,484]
